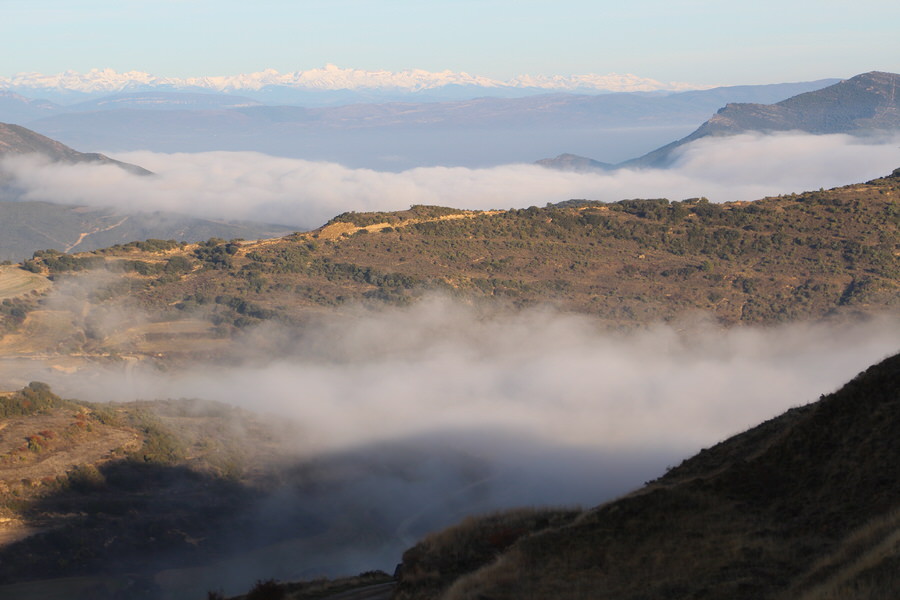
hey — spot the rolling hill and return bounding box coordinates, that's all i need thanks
[0,168,894,374]
[0,200,298,263]
[0,124,299,261]
[0,121,151,175]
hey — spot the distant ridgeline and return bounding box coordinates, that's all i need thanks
[0,123,297,261]
[540,71,900,170]
[10,170,898,347]
[0,121,151,174]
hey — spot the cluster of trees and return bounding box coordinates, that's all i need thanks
[22,244,196,277]
[23,249,104,273]
[193,238,241,269]
[0,381,69,418]
[0,296,32,332]
[102,239,185,253]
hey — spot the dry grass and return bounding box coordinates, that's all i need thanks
[0,266,50,300]
[785,509,900,600]
[394,507,579,600]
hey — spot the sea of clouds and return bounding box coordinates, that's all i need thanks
[1,131,898,229]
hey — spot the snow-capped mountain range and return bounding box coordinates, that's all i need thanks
[0,65,705,95]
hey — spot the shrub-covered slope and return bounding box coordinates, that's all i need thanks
[6,170,897,361]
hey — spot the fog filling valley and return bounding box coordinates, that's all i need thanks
[2,132,899,229]
[3,292,899,591]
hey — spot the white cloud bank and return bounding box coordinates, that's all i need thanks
[2,132,898,229]
[47,298,900,459]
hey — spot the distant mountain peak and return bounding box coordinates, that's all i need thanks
[534,153,613,172]
[622,70,900,168]
[0,66,707,95]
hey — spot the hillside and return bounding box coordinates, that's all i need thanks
[0,384,307,598]
[0,122,151,175]
[0,123,299,261]
[0,92,59,124]
[4,170,896,356]
[624,71,900,168]
[0,200,298,262]
[0,384,528,600]
[391,351,900,599]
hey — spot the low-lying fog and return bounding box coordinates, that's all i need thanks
[48,298,900,456]
[2,131,899,230]
[4,295,898,594]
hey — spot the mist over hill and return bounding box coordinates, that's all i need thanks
[0,122,150,175]
[0,71,898,598]
[0,124,298,260]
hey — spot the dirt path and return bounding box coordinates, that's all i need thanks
[65,216,130,253]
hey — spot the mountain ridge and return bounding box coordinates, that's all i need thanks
[622,71,900,168]
[536,71,900,171]
[3,169,896,363]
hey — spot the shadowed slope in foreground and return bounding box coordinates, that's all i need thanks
[394,351,900,600]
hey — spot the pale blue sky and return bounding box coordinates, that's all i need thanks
[2,0,898,85]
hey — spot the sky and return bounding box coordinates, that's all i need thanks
[2,0,898,85]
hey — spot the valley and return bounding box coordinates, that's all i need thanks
[0,54,898,599]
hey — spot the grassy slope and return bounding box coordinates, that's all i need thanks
[389,352,900,600]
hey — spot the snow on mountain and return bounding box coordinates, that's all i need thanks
[0,65,704,95]
[510,72,699,92]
